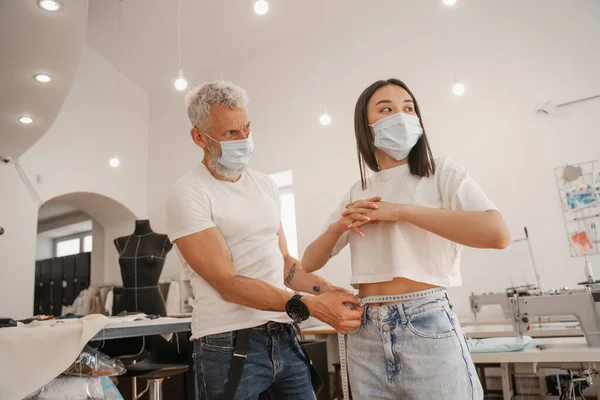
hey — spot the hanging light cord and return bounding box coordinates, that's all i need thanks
[177,0,183,74]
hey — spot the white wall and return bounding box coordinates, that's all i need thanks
[0,164,39,318]
[0,45,149,318]
[36,235,54,260]
[146,0,600,318]
[90,220,105,286]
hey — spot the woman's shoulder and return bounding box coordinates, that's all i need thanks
[434,157,460,171]
[433,157,469,178]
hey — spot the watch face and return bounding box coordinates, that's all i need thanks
[287,298,309,322]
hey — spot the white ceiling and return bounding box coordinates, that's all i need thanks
[38,201,79,221]
[85,0,406,93]
[40,220,93,239]
[46,191,137,227]
[0,0,89,159]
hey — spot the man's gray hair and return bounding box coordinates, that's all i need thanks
[185,81,249,132]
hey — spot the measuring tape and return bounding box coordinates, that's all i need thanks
[338,288,446,400]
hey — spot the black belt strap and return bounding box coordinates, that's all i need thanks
[292,323,324,396]
[221,328,251,400]
[221,324,323,399]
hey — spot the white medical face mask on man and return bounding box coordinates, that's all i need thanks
[370,112,423,161]
[202,131,254,171]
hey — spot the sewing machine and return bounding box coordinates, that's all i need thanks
[470,285,538,320]
[470,227,545,320]
[511,256,600,347]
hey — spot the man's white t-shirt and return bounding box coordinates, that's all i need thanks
[166,163,290,339]
[325,158,499,289]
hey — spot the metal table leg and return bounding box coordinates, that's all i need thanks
[501,363,514,400]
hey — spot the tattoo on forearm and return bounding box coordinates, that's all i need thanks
[313,285,321,294]
[285,263,297,285]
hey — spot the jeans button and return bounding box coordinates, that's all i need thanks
[382,324,391,332]
[380,309,389,317]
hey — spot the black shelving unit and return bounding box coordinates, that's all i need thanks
[33,252,91,316]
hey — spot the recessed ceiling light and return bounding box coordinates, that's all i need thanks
[254,0,269,15]
[19,116,33,124]
[443,0,457,6]
[38,0,61,12]
[34,74,52,83]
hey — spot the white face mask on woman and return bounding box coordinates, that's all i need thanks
[370,112,423,161]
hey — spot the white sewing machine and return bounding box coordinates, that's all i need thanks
[511,256,600,347]
[470,227,545,320]
[470,285,539,320]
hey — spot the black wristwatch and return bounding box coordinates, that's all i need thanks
[285,294,310,323]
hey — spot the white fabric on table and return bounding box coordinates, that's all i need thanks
[105,289,114,316]
[165,281,182,316]
[467,335,533,353]
[0,314,110,400]
[72,288,92,316]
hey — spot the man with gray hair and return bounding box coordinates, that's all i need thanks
[166,81,363,399]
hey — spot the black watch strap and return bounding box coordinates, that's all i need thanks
[286,294,310,323]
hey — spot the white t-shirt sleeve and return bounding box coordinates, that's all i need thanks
[266,176,282,210]
[323,189,352,257]
[165,181,216,242]
[438,158,498,212]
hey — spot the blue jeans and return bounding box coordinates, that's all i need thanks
[347,292,483,400]
[192,322,316,400]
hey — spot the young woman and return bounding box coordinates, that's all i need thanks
[302,79,510,399]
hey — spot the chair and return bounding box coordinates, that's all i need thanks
[122,360,189,400]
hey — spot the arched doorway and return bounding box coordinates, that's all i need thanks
[35,191,138,316]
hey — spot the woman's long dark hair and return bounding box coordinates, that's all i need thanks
[354,78,435,190]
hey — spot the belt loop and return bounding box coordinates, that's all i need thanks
[398,303,408,325]
[445,293,454,310]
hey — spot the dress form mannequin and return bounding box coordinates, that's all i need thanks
[102,220,174,358]
[113,219,172,316]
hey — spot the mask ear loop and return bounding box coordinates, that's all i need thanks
[197,128,220,158]
[368,123,381,172]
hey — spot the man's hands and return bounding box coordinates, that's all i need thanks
[316,283,353,295]
[303,292,364,334]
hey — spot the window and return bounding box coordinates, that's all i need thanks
[55,232,93,257]
[270,170,298,259]
[83,235,93,252]
[56,238,81,257]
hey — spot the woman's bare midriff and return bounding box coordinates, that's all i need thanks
[357,277,438,306]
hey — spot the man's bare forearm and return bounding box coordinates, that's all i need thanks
[284,256,333,295]
[220,275,293,311]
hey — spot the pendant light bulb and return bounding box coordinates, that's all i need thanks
[174,71,188,91]
[254,0,269,15]
[319,113,332,126]
[109,153,120,168]
[452,82,466,96]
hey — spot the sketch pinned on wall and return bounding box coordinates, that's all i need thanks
[561,185,599,211]
[555,160,600,257]
[570,231,594,255]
